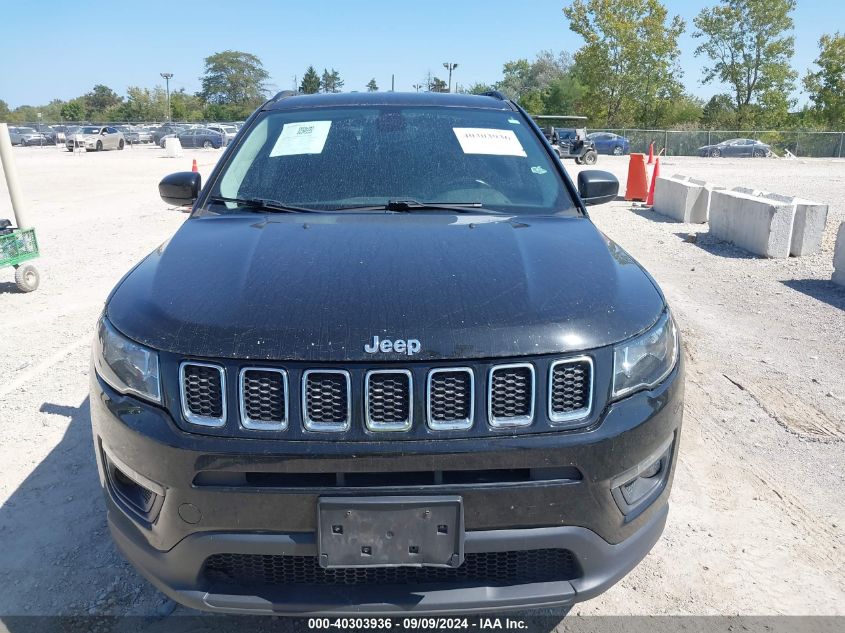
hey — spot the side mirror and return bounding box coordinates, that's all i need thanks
[578,170,619,206]
[159,172,201,207]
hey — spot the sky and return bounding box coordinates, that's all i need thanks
[0,0,838,108]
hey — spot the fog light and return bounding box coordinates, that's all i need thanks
[640,458,662,479]
[620,457,664,505]
[611,435,674,517]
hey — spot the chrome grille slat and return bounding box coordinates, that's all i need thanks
[548,357,593,426]
[302,370,351,432]
[365,370,413,431]
[427,368,474,430]
[239,368,288,431]
[180,362,226,427]
[488,363,535,427]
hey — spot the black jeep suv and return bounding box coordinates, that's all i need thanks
[90,91,683,615]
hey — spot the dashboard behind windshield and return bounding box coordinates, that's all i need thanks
[209,105,577,215]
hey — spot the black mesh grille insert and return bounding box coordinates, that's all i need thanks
[490,366,533,421]
[305,372,349,426]
[242,369,286,425]
[429,370,472,424]
[182,364,224,419]
[367,372,411,427]
[550,360,591,417]
[202,549,579,587]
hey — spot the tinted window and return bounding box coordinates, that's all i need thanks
[210,106,576,215]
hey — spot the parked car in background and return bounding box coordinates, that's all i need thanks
[205,123,237,144]
[62,125,82,140]
[697,138,772,158]
[66,126,125,151]
[9,127,48,146]
[169,127,225,149]
[151,124,187,145]
[586,132,630,156]
[119,126,153,144]
[29,124,58,144]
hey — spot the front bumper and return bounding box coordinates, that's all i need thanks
[109,499,668,614]
[67,137,98,150]
[91,360,683,614]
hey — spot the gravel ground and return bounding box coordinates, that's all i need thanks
[0,146,842,626]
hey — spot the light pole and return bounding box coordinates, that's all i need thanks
[160,72,173,121]
[442,62,458,93]
[412,83,422,92]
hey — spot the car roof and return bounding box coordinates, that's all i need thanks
[265,91,514,112]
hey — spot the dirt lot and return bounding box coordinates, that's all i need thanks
[0,145,843,622]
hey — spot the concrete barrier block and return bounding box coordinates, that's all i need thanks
[671,173,689,181]
[653,177,705,223]
[763,193,828,256]
[833,222,845,287]
[688,178,726,224]
[709,190,795,258]
[732,186,761,196]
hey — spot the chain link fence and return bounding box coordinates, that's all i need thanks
[589,129,845,158]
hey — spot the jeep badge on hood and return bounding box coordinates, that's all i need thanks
[364,335,421,355]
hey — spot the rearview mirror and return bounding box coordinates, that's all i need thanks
[159,172,201,207]
[577,170,619,206]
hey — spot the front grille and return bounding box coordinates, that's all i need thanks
[303,370,351,431]
[549,358,593,425]
[240,368,288,430]
[180,362,225,426]
[365,370,412,431]
[488,363,535,427]
[202,549,579,587]
[176,356,597,437]
[428,368,474,430]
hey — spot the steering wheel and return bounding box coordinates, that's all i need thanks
[431,176,494,196]
[430,176,513,206]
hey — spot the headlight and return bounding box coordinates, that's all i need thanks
[612,310,678,399]
[93,317,161,403]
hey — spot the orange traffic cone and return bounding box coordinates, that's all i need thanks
[647,142,655,165]
[624,153,649,202]
[191,159,198,173]
[646,156,661,206]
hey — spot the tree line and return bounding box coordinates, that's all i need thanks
[466,0,843,130]
[1,0,843,130]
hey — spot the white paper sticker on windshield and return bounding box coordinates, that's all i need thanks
[270,120,332,156]
[453,127,526,157]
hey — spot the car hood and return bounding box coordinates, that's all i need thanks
[107,213,665,361]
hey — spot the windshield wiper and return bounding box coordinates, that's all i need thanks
[208,195,323,214]
[338,199,489,213]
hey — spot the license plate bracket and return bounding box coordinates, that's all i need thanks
[317,496,464,569]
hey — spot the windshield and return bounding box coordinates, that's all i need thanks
[208,105,577,215]
[81,127,101,134]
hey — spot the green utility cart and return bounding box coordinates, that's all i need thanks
[0,223,40,292]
